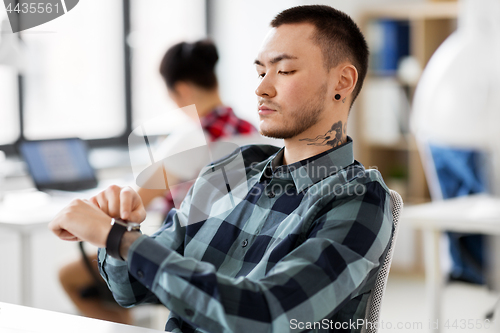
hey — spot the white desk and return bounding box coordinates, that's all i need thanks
[402,194,500,332]
[0,302,166,333]
[0,188,104,306]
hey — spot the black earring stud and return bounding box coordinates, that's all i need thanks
[335,94,341,100]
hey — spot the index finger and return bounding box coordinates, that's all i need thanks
[120,186,136,220]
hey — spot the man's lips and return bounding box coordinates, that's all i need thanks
[258,105,276,115]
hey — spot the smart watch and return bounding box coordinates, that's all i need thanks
[105,218,141,261]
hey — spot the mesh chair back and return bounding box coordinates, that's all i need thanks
[361,189,403,333]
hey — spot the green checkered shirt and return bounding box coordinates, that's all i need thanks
[99,137,393,333]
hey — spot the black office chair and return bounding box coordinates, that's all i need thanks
[78,242,116,303]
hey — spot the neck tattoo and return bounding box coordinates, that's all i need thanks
[299,121,345,148]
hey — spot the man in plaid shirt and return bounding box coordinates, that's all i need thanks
[50,5,393,333]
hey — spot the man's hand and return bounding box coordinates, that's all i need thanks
[91,185,146,223]
[49,198,114,248]
[49,185,147,248]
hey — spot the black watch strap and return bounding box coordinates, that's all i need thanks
[106,218,128,261]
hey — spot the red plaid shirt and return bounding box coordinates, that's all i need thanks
[201,105,256,140]
[164,105,257,211]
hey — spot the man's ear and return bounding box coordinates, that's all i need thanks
[332,64,358,103]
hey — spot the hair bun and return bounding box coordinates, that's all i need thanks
[192,39,219,69]
[160,39,219,90]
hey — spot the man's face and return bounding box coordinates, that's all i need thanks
[255,23,330,139]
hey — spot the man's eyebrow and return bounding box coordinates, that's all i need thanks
[254,54,298,66]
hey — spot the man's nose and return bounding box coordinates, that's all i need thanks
[255,74,276,98]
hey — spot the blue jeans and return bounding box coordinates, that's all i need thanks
[430,145,487,284]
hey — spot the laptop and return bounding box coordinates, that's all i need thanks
[17,138,98,192]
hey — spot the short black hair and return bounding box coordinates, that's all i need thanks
[159,39,219,90]
[271,5,369,107]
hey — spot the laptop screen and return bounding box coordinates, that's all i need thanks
[18,138,98,191]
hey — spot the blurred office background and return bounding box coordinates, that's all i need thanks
[2,0,500,331]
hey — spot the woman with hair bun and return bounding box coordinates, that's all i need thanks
[58,39,257,325]
[138,39,258,210]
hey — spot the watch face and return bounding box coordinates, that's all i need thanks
[126,223,141,232]
[112,218,140,231]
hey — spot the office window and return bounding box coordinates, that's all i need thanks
[0,67,19,145]
[130,0,206,134]
[22,0,125,140]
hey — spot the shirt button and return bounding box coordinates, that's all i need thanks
[241,239,248,247]
[137,270,144,279]
[268,191,275,198]
[184,309,194,316]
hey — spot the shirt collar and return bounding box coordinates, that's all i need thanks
[200,105,232,129]
[259,136,355,192]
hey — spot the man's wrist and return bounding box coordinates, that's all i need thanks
[105,218,141,260]
[119,231,142,261]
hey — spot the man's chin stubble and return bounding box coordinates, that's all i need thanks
[259,107,323,139]
[259,118,319,140]
[259,83,327,140]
